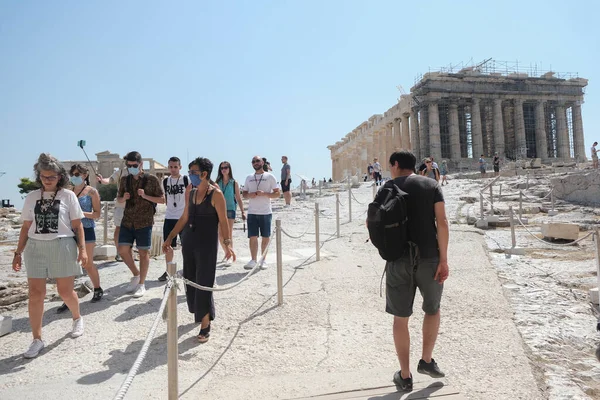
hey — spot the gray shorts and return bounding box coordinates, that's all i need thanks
[24,237,83,279]
[385,253,443,317]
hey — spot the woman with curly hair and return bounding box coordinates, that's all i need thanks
[12,153,88,358]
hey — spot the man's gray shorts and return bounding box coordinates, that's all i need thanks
[385,255,443,318]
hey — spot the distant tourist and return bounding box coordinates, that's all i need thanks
[281,156,292,206]
[591,142,598,169]
[57,164,103,313]
[478,154,486,177]
[328,178,333,183]
[243,156,279,270]
[311,178,316,187]
[493,152,501,176]
[163,157,234,343]
[117,151,164,298]
[215,160,245,267]
[373,158,382,186]
[420,158,440,182]
[158,157,189,282]
[97,161,129,262]
[367,162,374,180]
[13,153,88,358]
[439,160,449,186]
[429,156,439,170]
[262,157,273,172]
[387,150,449,390]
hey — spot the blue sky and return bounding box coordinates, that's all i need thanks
[1,0,598,208]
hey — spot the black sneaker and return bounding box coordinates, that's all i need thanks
[91,288,104,303]
[417,358,445,378]
[56,303,68,314]
[115,254,123,262]
[158,272,168,282]
[393,371,412,391]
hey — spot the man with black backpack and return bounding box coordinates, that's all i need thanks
[158,156,189,282]
[374,150,449,391]
[117,151,164,298]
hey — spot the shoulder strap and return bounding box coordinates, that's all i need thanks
[127,174,133,193]
[141,173,149,189]
[183,175,189,187]
[188,187,196,205]
[163,177,168,201]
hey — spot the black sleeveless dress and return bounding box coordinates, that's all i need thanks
[182,188,219,323]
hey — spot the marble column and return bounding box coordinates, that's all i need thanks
[428,102,441,161]
[534,101,548,160]
[493,99,506,157]
[401,114,410,150]
[419,108,429,160]
[372,130,380,163]
[384,123,393,167]
[555,103,570,158]
[410,109,420,160]
[449,103,461,160]
[378,128,386,166]
[572,103,586,161]
[393,118,402,151]
[513,99,526,158]
[471,98,483,158]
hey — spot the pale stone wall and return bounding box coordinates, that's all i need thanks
[551,172,600,206]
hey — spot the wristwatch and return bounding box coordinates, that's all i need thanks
[14,251,21,257]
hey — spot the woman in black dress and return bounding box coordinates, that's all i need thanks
[163,157,235,342]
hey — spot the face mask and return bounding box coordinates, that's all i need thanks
[128,167,140,175]
[70,176,83,186]
[189,174,202,187]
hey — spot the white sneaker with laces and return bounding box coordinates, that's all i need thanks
[243,260,257,270]
[71,317,84,338]
[127,275,140,293]
[260,260,268,270]
[23,339,45,359]
[132,284,146,298]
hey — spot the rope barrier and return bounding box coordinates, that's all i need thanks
[513,213,594,247]
[350,191,367,205]
[280,214,315,239]
[520,188,553,201]
[113,280,173,400]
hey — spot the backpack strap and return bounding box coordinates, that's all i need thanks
[183,175,189,187]
[163,177,168,202]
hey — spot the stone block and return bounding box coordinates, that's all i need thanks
[0,315,12,337]
[505,247,525,256]
[475,219,488,229]
[94,245,116,260]
[590,287,599,305]
[540,223,579,241]
[531,158,542,168]
[548,210,558,216]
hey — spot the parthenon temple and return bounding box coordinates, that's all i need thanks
[327,60,588,181]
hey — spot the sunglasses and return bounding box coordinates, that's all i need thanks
[126,164,139,168]
[40,175,59,181]
[188,170,201,175]
[220,166,230,170]
[251,160,261,164]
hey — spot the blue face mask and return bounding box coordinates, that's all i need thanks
[189,174,201,187]
[70,176,83,186]
[128,167,140,176]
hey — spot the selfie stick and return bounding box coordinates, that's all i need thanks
[76,140,99,177]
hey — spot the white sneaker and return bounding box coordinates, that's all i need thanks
[260,260,268,270]
[132,284,146,298]
[243,260,257,270]
[223,259,232,267]
[127,275,140,293]
[23,339,45,358]
[71,317,84,338]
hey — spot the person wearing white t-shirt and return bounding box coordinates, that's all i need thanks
[158,157,189,282]
[12,153,88,359]
[242,156,280,270]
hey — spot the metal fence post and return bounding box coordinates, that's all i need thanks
[276,219,283,305]
[318,180,322,197]
[595,231,600,296]
[167,262,178,400]
[372,184,376,199]
[348,180,352,223]
[509,206,516,248]
[519,191,523,220]
[479,193,484,219]
[499,184,502,199]
[489,185,494,215]
[335,193,340,238]
[526,171,529,190]
[103,201,109,245]
[315,203,320,261]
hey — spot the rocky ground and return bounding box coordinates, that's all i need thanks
[0,173,599,399]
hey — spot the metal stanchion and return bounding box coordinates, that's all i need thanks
[318,180,322,197]
[509,206,516,248]
[335,193,340,238]
[103,202,109,245]
[499,184,502,199]
[489,185,494,214]
[348,180,352,223]
[372,184,376,199]
[519,191,523,220]
[276,219,283,306]
[166,262,178,400]
[315,203,320,261]
[479,193,484,219]
[526,171,529,190]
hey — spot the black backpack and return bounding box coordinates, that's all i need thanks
[367,179,410,261]
[127,173,157,215]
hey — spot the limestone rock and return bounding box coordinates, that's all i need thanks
[551,172,600,206]
[540,222,579,241]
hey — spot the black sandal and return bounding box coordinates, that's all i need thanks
[197,324,211,343]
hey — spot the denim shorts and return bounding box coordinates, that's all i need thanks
[227,209,236,220]
[247,214,272,238]
[163,219,181,248]
[118,225,152,250]
[84,227,96,243]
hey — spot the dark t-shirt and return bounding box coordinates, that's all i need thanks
[493,156,500,166]
[393,174,444,259]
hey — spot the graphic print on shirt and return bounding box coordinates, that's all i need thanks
[34,200,61,234]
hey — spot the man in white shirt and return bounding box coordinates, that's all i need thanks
[243,156,280,270]
[373,158,382,186]
[158,156,189,282]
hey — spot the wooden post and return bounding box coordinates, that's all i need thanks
[318,180,322,196]
[489,185,494,215]
[348,180,352,223]
[315,203,320,261]
[335,193,340,238]
[509,206,516,248]
[103,202,109,245]
[276,219,283,306]
[372,184,376,199]
[526,171,529,190]
[479,193,484,219]
[499,184,502,199]
[166,262,178,400]
[519,191,523,220]
[595,230,600,294]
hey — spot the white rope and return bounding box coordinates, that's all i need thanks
[520,188,553,201]
[513,213,594,247]
[178,230,274,292]
[280,214,315,239]
[351,191,366,205]
[113,280,172,400]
